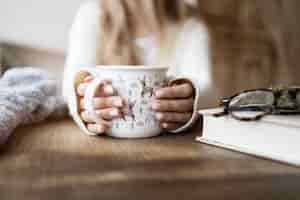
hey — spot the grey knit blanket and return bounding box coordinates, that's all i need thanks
[0,67,67,145]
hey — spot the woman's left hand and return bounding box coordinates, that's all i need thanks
[152,82,194,131]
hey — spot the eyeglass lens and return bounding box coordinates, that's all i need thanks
[229,91,274,120]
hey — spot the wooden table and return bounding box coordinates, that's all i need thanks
[0,119,299,200]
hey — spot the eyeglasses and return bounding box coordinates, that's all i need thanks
[214,87,300,121]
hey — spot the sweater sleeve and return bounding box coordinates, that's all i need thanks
[63,1,102,135]
[167,19,212,133]
[63,1,100,101]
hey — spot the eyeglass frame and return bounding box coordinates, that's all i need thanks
[214,87,300,121]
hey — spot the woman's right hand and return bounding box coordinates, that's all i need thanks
[76,76,125,134]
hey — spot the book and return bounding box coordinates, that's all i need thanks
[197,108,300,166]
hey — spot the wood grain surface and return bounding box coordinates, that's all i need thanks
[0,119,299,200]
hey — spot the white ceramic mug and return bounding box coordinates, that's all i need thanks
[83,65,168,138]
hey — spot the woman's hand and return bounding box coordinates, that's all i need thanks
[76,76,125,134]
[152,82,194,131]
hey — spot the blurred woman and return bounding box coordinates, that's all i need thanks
[63,0,212,135]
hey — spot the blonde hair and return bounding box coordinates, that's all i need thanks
[97,0,194,65]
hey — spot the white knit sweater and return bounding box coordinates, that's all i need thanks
[63,1,214,134]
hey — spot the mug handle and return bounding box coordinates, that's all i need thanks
[83,78,111,125]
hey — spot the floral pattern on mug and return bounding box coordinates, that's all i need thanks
[112,74,167,131]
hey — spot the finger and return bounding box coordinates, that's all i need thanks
[95,108,122,120]
[97,84,116,97]
[77,76,94,96]
[152,98,194,112]
[81,111,94,123]
[87,124,108,135]
[93,96,124,109]
[77,83,89,96]
[160,122,183,131]
[155,112,192,123]
[155,83,194,99]
[81,111,115,123]
[77,81,115,98]
[93,81,116,97]
[88,81,116,97]
[84,75,94,83]
[80,96,124,110]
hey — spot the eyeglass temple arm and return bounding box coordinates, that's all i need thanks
[220,97,232,106]
[213,97,232,117]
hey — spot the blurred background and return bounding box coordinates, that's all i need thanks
[1,0,300,99]
[0,0,86,76]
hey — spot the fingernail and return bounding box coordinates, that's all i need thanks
[162,123,168,129]
[96,124,106,133]
[155,90,164,98]
[84,76,93,82]
[114,98,124,107]
[156,113,163,120]
[95,110,102,115]
[152,102,160,110]
[103,85,114,95]
[109,109,120,117]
